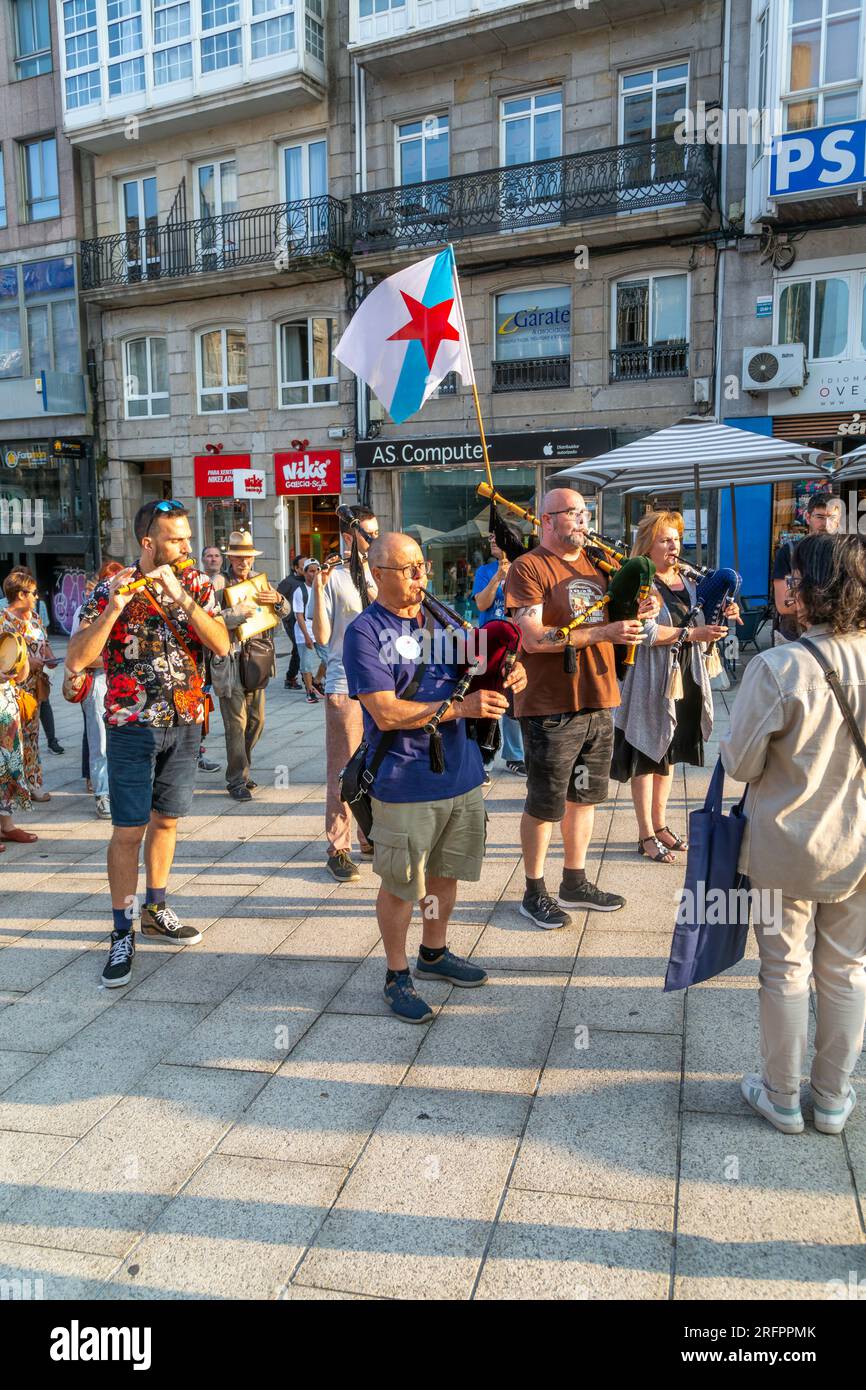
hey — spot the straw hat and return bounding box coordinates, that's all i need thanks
[224,530,262,557]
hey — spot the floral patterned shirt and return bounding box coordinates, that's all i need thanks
[78,567,222,727]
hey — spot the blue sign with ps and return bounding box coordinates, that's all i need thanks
[771,120,866,197]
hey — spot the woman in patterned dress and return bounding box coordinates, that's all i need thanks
[1,568,53,802]
[0,636,37,844]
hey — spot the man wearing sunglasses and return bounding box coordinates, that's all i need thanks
[342,532,526,1024]
[68,498,229,988]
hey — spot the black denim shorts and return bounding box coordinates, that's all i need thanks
[520,710,614,822]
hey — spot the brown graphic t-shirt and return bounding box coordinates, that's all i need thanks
[504,546,620,716]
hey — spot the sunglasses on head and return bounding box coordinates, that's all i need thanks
[145,499,185,536]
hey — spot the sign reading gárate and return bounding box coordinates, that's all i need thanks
[50,1321,152,1370]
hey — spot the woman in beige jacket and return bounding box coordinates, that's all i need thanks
[720,534,866,1137]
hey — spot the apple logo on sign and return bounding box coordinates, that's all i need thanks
[542,442,553,457]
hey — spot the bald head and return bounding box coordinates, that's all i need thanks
[367,532,426,614]
[539,487,588,557]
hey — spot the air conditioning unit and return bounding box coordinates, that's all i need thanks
[742,342,806,393]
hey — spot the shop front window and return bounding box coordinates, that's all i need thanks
[297,494,339,562]
[401,466,536,624]
[0,446,85,536]
[202,498,250,551]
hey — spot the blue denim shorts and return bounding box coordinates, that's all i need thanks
[106,722,201,827]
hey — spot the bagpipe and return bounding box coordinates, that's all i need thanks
[418,589,521,770]
[666,566,742,698]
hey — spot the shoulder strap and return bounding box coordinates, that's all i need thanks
[800,637,866,769]
[362,662,429,786]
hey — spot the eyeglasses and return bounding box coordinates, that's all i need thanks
[145,499,185,536]
[359,528,379,540]
[546,508,590,520]
[376,563,425,580]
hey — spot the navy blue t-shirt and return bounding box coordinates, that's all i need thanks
[343,600,484,803]
[471,560,505,625]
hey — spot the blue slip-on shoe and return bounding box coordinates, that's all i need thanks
[383,970,434,1024]
[414,948,488,988]
[741,1073,804,1134]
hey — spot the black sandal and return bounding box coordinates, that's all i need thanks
[654,825,688,852]
[638,835,675,864]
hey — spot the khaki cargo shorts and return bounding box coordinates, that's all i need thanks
[370,785,487,902]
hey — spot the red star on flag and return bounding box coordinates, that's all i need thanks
[387,293,460,370]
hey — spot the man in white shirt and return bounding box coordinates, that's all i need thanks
[308,506,379,882]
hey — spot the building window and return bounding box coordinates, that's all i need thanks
[0,257,79,379]
[251,0,295,58]
[200,0,242,71]
[778,274,850,358]
[500,90,562,167]
[63,0,100,108]
[785,0,863,130]
[619,63,689,144]
[396,115,449,185]
[198,327,247,412]
[752,6,770,163]
[13,0,53,78]
[106,0,145,95]
[121,174,160,279]
[493,286,570,392]
[278,318,337,406]
[359,0,404,15]
[125,337,169,417]
[305,0,323,59]
[0,152,6,229]
[610,273,689,380]
[21,137,60,221]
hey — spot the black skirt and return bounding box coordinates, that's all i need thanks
[610,576,705,780]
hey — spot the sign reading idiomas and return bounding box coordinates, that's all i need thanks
[274,449,342,496]
[770,119,866,198]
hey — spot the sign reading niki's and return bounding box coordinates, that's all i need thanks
[355,429,613,470]
[274,449,342,496]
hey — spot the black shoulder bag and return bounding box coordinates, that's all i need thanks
[801,637,866,769]
[339,663,428,844]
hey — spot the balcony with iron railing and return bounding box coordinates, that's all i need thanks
[492,356,571,392]
[609,341,690,382]
[80,196,348,303]
[352,137,716,265]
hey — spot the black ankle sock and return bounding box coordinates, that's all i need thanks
[385,967,410,984]
[562,868,588,889]
[526,876,546,895]
[419,944,445,963]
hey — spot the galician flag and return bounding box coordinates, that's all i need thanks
[334,245,475,425]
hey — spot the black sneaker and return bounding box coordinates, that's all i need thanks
[102,929,135,987]
[48,740,65,754]
[197,755,221,772]
[558,879,625,913]
[519,890,572,931]
[505,760,526,775]
[140,903,202,944]
[305,692,320,705]
[482,770,491,787]
[327,850,360,883]
[228,784,252,801]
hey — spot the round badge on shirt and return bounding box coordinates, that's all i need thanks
[395,633,423,660]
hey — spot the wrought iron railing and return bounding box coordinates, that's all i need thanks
[492,356,571,392]
[609,342,689,381]
[438,372,458,395]
[351,137,715,252]
[80,196,347,290]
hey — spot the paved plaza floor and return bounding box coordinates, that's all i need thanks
[0,656,863,1301]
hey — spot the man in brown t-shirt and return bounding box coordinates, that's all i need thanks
[504,487,658,928]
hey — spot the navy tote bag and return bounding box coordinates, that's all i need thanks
[664,758,751,992]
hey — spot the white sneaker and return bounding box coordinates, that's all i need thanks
[94,795,111,820]
[741,1073,804,1134]
[813,1086,857,1135]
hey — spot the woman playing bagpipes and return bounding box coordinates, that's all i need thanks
[610,511,740,864]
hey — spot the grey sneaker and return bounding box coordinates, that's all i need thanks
[140,903,202,945]
[327,850,360,883]
[94,795,111,820]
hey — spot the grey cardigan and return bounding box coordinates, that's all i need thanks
[613,576,715,763]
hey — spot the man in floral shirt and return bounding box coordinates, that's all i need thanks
[68,500,229,988]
